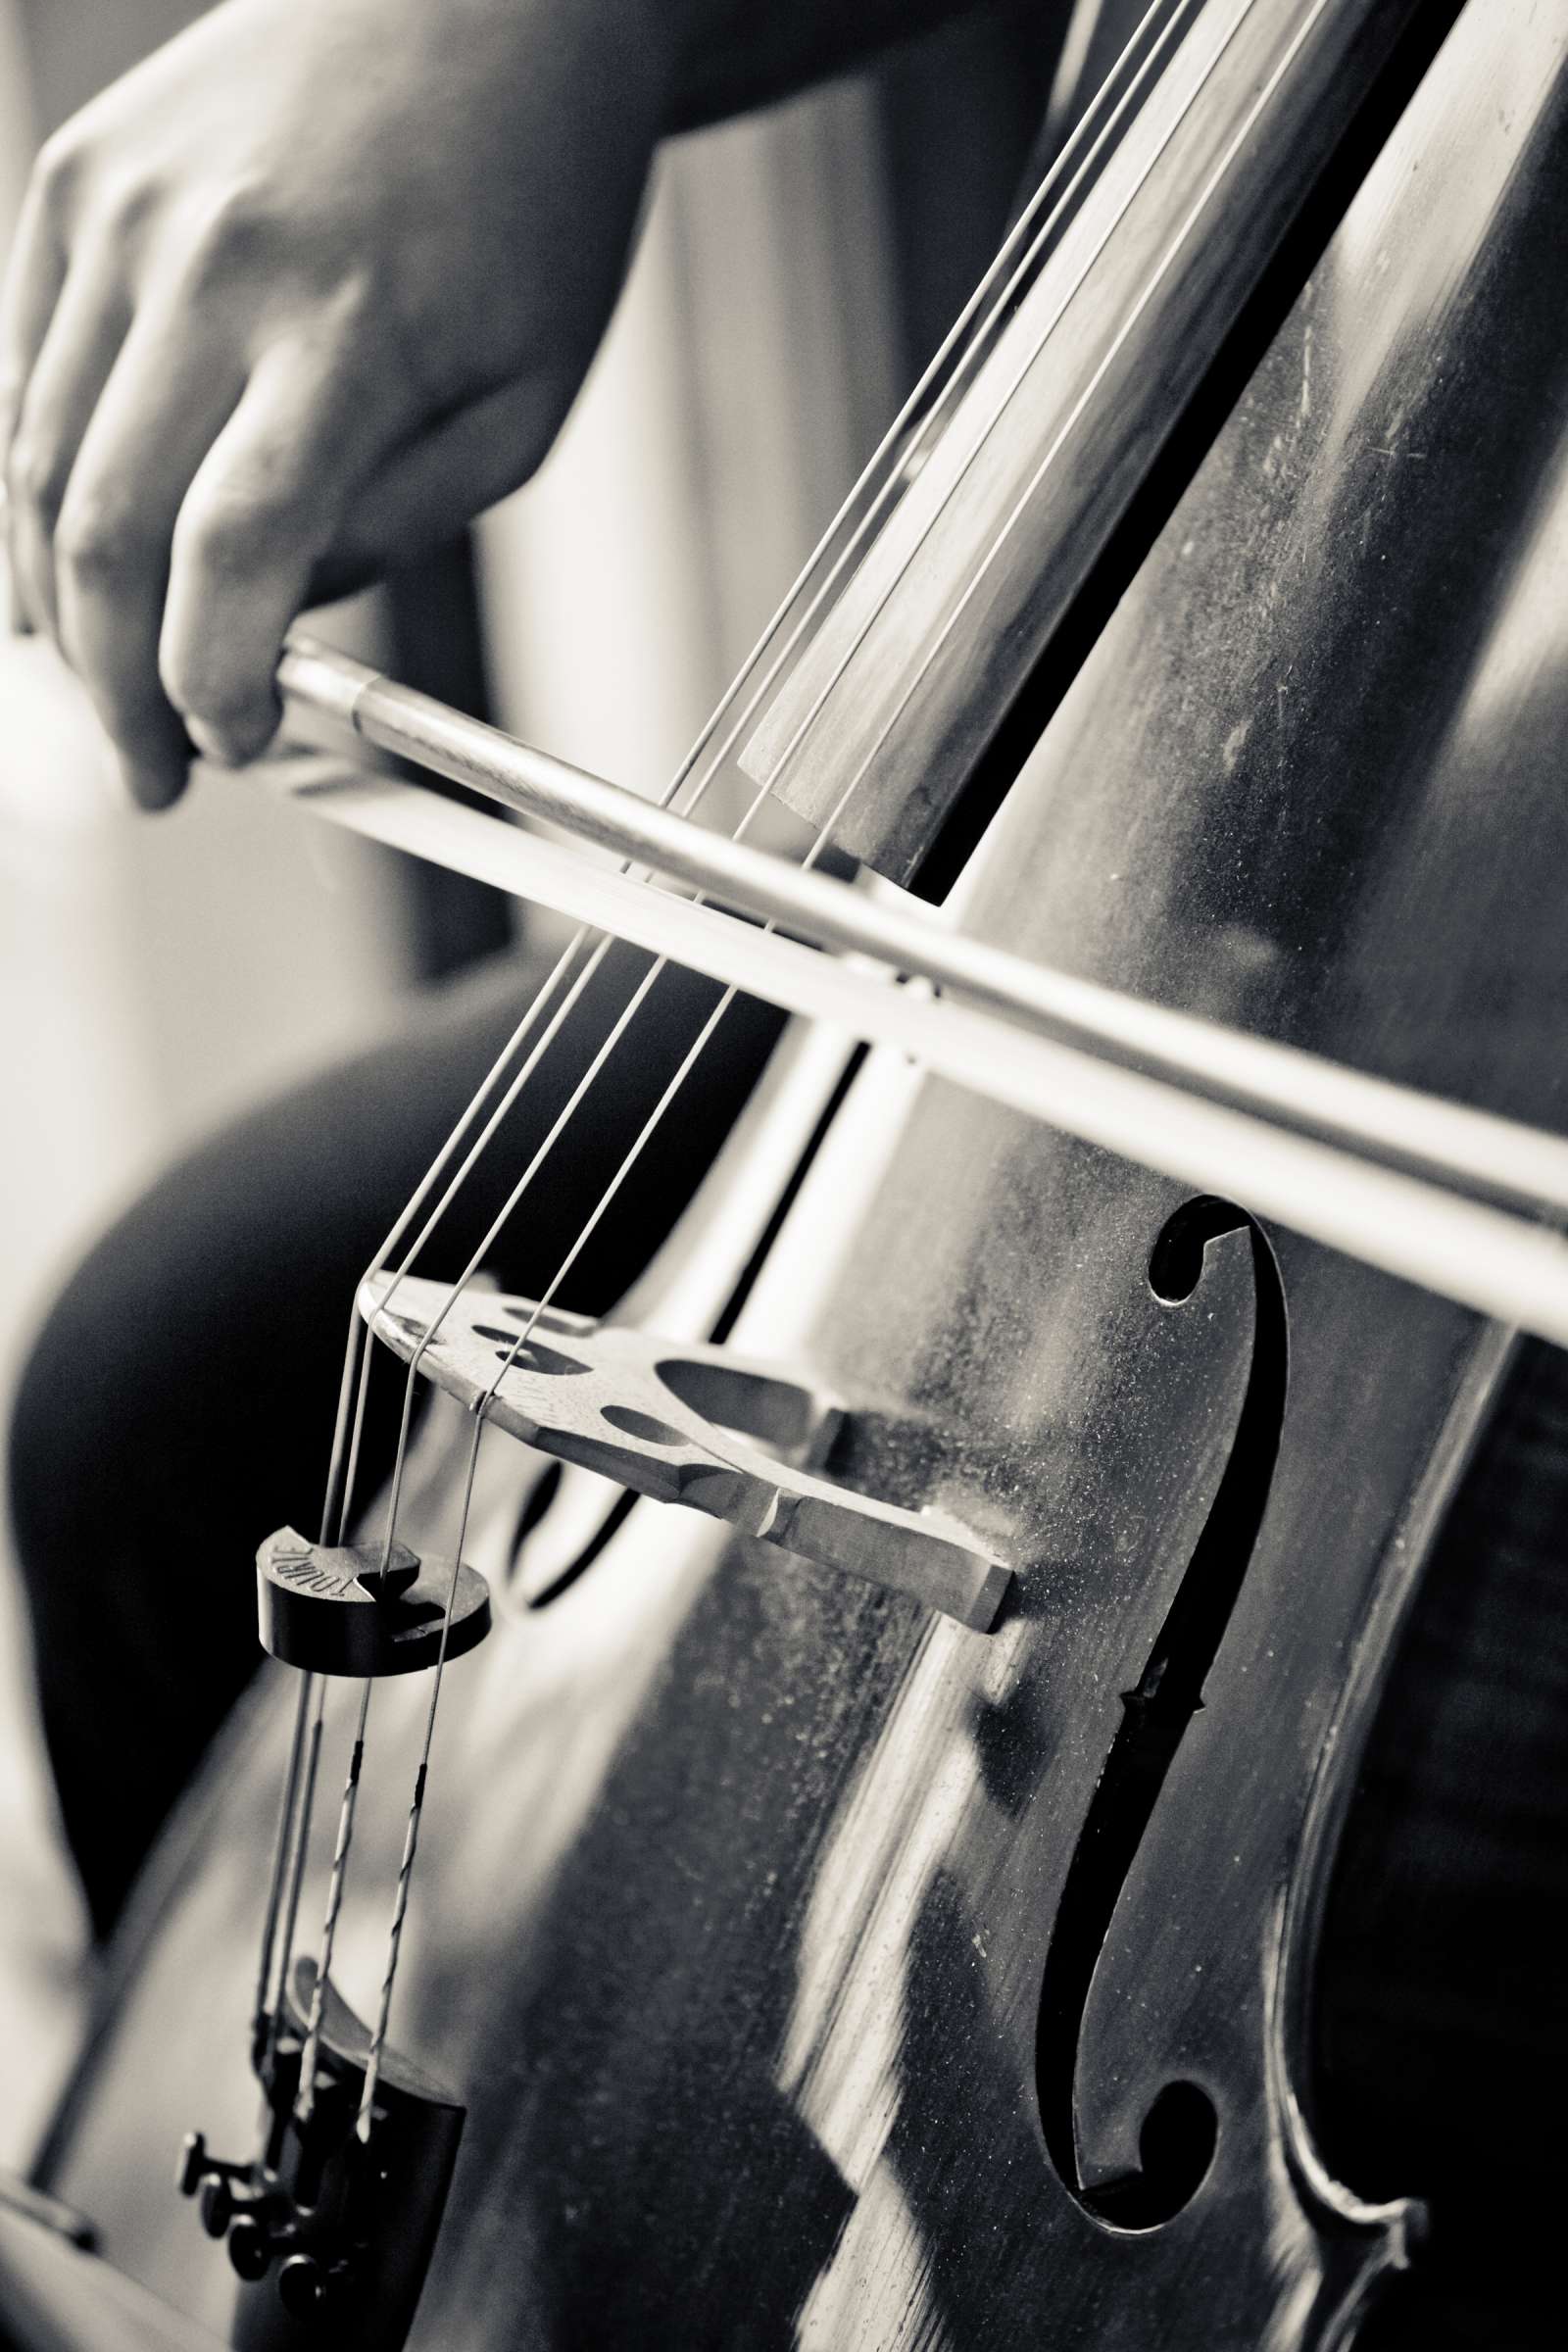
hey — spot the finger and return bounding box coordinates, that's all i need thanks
[7,242,131,640]
[162,338,400,767]
[54,305,244,808]
[0,169,71,630]
[0,483,21,635]
[0,469,29,635]
[0,167,69,416]
[319,368,569,597]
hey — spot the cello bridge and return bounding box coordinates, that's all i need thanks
[360,1273,1013,1634]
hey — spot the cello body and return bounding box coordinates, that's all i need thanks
[22,4,1568,2346]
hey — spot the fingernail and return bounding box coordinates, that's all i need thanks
[184,715,231,766]
[2,565,31,636]
[120,759,185,812]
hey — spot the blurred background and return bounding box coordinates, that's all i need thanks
[0,0,1089,2164]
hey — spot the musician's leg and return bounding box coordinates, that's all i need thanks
[6,942,780,1937]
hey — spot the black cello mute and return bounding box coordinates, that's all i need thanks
[257,1527,491,1678]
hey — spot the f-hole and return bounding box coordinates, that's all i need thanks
[1036,1197,1289,2229]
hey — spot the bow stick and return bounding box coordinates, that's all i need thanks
[253,632,1568,1348]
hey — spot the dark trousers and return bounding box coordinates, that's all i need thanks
[7,943,780,1937]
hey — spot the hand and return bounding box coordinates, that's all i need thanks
[0,0,669,806]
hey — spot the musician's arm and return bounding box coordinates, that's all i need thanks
[0,0,1011,810]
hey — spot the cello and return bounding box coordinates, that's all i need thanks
[3,0,1567,2343]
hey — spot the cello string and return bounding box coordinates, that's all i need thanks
[280,24,1376,2058]
[286,0,1249,1708]
[255,927,593,1984]
[294,1674,373,2125]
[328,927,598,1525]
[814,0,1332,813]
[287,776,807,2098]
[280,941,738,2085]
[293,892,775,2118]
[350,971,744,2131]
[363,742,807,1577]
[505,781,873,1360]
[270,752,792,2034]
[737,0,1206,802]
[353,1412,486,2143]
[267,921,627,2049]
[351,770,873,2140]
[348,0,1203,1564]
[328,928,616,1534]
[260,128,1046,2014]
[268,0,1209,1776]
[251,1673,316,2048]
[254,919,600,2039]
[299,0,1186,1592]
[264,1682,330,2061]
[260,1694,326,2072]
[286,936,687,2117]
[275,0,1200,2093]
